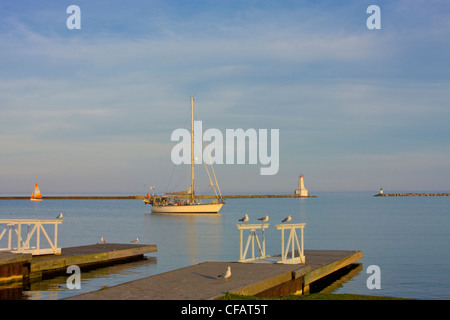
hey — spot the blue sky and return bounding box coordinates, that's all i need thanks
[1,0,449,194]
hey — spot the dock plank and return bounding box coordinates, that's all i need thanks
[66,249,361,300]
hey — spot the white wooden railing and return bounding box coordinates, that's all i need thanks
[237,222,306,264]
[237,223,270,262]
[0,219,62,255]
[275,223,305,264]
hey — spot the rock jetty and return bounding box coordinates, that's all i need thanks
[374,193,450,197]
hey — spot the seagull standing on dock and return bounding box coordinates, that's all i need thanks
[238,214,249,223]
[56,212,63,219]
[258,215,269,223]
[131,237,139,244]
[281,216,292,223]
[218,266,231,279]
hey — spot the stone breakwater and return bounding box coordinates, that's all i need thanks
[0,196,144,200]
[374,193,450,197]
[0,194,316,200]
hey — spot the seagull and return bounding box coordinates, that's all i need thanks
[131,237,139,244]
[100,236,105,244]
[56,212,63,219]
[218,266,231,279]
[238,214,249,223]
[281,216,292,223]
[258,215,269,223]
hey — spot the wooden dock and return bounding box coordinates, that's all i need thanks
[66,249,362,300]
[0,243,157,284]
[0,252,32,285]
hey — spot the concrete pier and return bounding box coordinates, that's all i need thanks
[0,243,157,284]
[66,249,362,300]
[0,252,32,285]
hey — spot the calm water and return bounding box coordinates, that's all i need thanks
[1,192,449,300]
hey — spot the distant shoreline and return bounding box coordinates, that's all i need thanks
[0,194,316,200]
[374,193,450,197]
[3,192,449,199]
[0,195,144,200]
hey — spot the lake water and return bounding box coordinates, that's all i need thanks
[1,192,449,300]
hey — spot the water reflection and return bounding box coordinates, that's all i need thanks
[20,256,157,300]
[311,264,363,294]
[144,212,223,265]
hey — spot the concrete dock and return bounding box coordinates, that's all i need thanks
[0,243,157,284]
[66,249,362,300]
[0,252,32,285]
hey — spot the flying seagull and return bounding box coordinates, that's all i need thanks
[258,215,269,222]
[238,214,249,223]
[56,212,63,219]
[218,266,231,279]
[281,216,292,223]
[131,237,139,244]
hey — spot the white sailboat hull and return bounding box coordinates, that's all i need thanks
[151,202,223,214]
[148,97,224,215]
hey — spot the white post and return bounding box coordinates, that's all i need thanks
[256,228,266,257]
[301,224,304,258]
[8,224,12,250]
[36,221,40,252]
[17,222,21,251]
[251,230,255,259]
[54,222,58,250]
[239,228,243,260]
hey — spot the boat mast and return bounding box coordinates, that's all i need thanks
[190,96,195,202]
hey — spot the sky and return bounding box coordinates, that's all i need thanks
[1,0,449,195]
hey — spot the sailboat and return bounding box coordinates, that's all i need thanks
[30,182,43,201]
[146,97,224,214]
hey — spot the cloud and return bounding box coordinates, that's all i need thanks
[1,1,450,193]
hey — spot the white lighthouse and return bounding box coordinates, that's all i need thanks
[295,174,309,197]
